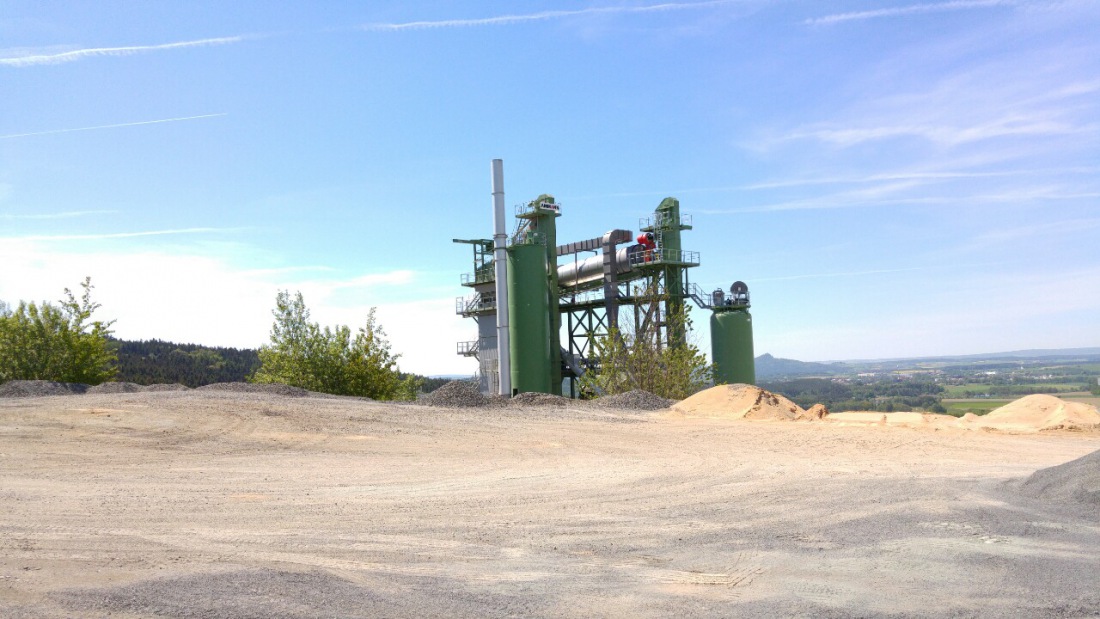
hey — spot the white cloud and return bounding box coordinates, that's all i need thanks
[4,228,231,242]
[362,0,737,31]
[0,240,475,376]
[0,36,245,67]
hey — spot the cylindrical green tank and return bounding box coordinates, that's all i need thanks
[711,308,755,385]
[507,242,552,395]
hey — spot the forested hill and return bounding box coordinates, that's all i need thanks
[112,339,261,387]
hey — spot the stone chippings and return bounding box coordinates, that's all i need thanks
[1021,448,1100,506]
[509,392,570,407]
[0,380,88,397]
[197,382,310,397]
[87,381,145,394]
[421,380,506,408]
[593,389,673,411]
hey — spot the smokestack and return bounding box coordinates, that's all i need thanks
[491,159,511,397]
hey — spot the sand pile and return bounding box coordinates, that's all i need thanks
[1021,448,1100,506]
[970,395,1100,432]
[671,384,817,420]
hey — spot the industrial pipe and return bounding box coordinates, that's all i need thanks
[557,244,645,289]
[491,159,511,397]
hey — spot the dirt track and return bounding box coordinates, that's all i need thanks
[1,391,1098,618]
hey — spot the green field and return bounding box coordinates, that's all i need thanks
[943,383,1087,397]
[942,399,1011,417]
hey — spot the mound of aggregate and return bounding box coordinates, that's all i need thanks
[197,382,309,397]
[87,382,145,394]
[1021,448,1100,506]
[595,389,673,411]
[142,383,191,392]
[0,380,88,397]
[510,392,570,407]
[421,380,505,408]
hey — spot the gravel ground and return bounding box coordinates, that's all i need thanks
[86,381,145,394]
[2,389,1099,617]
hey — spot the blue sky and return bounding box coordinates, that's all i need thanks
[1,0,1097,376]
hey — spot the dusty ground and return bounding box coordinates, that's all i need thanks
[1,391,1098,618]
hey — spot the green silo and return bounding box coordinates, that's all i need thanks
[507,241,552,394]
[710,282,755,385]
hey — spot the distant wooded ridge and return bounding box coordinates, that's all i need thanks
[109,338,456,392]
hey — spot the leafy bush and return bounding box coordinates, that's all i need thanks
[0,278,117,384]
[250,290,420,400]
[579,301,711,401]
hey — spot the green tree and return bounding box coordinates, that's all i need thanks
[0,278,117,384]
[579,298,712,400]
[250,290,420,400]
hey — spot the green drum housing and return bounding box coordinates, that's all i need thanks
[710,307,755,385]
[507,241,552,395]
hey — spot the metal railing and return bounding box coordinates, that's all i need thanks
[455,293,497,315]
[639,213,692,230]
[456,340,479,356]
[627,248,700,267]
[460,270,495,286]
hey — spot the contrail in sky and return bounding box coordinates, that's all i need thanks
[9,228,226,242]
[0,36,245,67]
[0,210,118,220]
[0,113,228,140]
[362,0,736,30]
[805,0,1016,25]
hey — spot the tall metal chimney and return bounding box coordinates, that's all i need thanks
[491,159,511,397]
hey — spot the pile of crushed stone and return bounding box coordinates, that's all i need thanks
[594,390,673,411]
[197,382,309,397]
[510,392,570,407]
[1020,448,1100,506]
[671,384,821,421]
[142,383,191,392]
[87,382,145,394]
[0,380,88,397]
[421,380,505,408]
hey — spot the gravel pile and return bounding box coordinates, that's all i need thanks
[197,382,309,397]
[87,382,145,394]
[143,384,191,392]
[0,380,89,397]
[594,389,673,410]
[1021,448,1100,506]
[510,392,570,407]
[421,380,504,408]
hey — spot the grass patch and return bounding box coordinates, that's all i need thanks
[942,399,1011,417]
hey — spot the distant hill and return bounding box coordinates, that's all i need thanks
[755,353,839,379]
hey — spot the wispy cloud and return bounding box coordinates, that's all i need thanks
[0,36,245,67]
[805,0,1017,26]
[0,113,228,140]
[6,228,228,242]
[783,116,1093,147]
[0,209,118,220]
[362,0,736,31]
[748,266,924,283]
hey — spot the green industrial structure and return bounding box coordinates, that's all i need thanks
[455,160,755,397]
